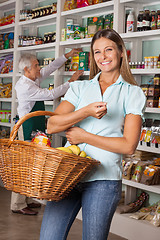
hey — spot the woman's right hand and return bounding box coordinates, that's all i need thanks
[85,102,107,119]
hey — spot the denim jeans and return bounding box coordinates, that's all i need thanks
[40,180,122,240]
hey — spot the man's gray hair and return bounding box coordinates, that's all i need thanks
[19,54,37,74]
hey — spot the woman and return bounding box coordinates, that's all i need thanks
[40,29,146,240]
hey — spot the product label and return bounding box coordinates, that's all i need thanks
[142,20,150,27]
[137,21,142,28]
[127,21,134,32]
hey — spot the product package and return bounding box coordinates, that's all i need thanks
[71,54,79,71]
[140,165,160,185]
[78,52,89,70]
[63,0,77,11]
[77,0,90,8]
[31,131,51,147]
[87,17,98,37]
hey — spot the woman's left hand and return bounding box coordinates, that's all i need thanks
[66,127,86,145]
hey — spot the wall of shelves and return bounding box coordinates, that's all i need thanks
[0,0,160,238]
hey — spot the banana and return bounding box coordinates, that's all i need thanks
[79,151,87,158]
[86,156,92,159]
[67,145,81,155]
[56,147,73,154]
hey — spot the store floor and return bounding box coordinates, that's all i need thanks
[0,186,127,240]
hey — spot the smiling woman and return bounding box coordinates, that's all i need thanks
[90,29,137,85]
[40,29,146,240]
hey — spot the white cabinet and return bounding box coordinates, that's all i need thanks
[0,0,160,238]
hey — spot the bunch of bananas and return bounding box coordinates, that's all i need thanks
[56,145,91,159]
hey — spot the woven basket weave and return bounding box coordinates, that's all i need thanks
[0,111,100,201]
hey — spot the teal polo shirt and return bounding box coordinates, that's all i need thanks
[62,72,146,181]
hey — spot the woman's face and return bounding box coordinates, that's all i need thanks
[93,37,122,74]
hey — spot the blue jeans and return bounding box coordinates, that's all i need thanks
[40,180,122,240]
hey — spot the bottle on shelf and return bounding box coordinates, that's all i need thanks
[142,10,151,31]
[157,10,160,29]
[126,9,135,33]
[151,10,157,30]
[137,10,144,31]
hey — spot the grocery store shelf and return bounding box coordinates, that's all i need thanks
[122,179,160,194]
[18,13,57,27]
[131,68,160,75]
[0,23,15,31]
[0,48,14,54]
[0,122,11,127]
[60,38,92,47]
[61,1,114,18]
[120,0,160,4]
[145,107,160,113]
[17,42,56,51]
[121,29,160,41]
[62,71,89,76]
[0,73,13,78]
[0,98,12,102]
[137,143,160,154]
[0,0,15,11]
[110,212,160,240]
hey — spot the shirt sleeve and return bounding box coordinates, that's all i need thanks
[124,85,146,120]
[16,80,70,101]
[39,55,67,82]
[61,81,81,108]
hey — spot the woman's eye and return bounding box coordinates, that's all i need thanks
[106,48,112,52]
[94,51,100,54]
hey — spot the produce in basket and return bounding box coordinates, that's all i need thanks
[67,145,80,155]
[57,145,91,159]
[56,147,73,153]
[31,131,51,147]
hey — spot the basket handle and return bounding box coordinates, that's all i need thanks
[8,111,55,146]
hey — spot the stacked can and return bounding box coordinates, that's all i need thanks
[66,19,74,40]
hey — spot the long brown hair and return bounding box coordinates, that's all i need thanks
[89,29,137,85]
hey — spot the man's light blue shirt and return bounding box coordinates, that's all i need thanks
[62,72,146,181]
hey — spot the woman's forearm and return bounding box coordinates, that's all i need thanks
[82,132,138,155]
[47,107,89,134]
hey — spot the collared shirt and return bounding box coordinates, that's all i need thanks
[62,72,146,181]
[15,55,69,118]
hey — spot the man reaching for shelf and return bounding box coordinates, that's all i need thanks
[11,49,84,215]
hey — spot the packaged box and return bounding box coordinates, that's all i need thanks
[0,110,11,122]
[71,54,79,71]
[87,17,98,38]
[104,14,113,29]
[61,28,67,41]
[78,52,89,71]
[97,16,104,31]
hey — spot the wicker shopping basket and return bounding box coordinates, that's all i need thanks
[0,111,100,201]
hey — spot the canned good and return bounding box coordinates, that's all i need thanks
[66,31,74,40]
[61,28,67,41]
[44,33,48,43]
[49,83,54,90]
[66,19,74,31]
